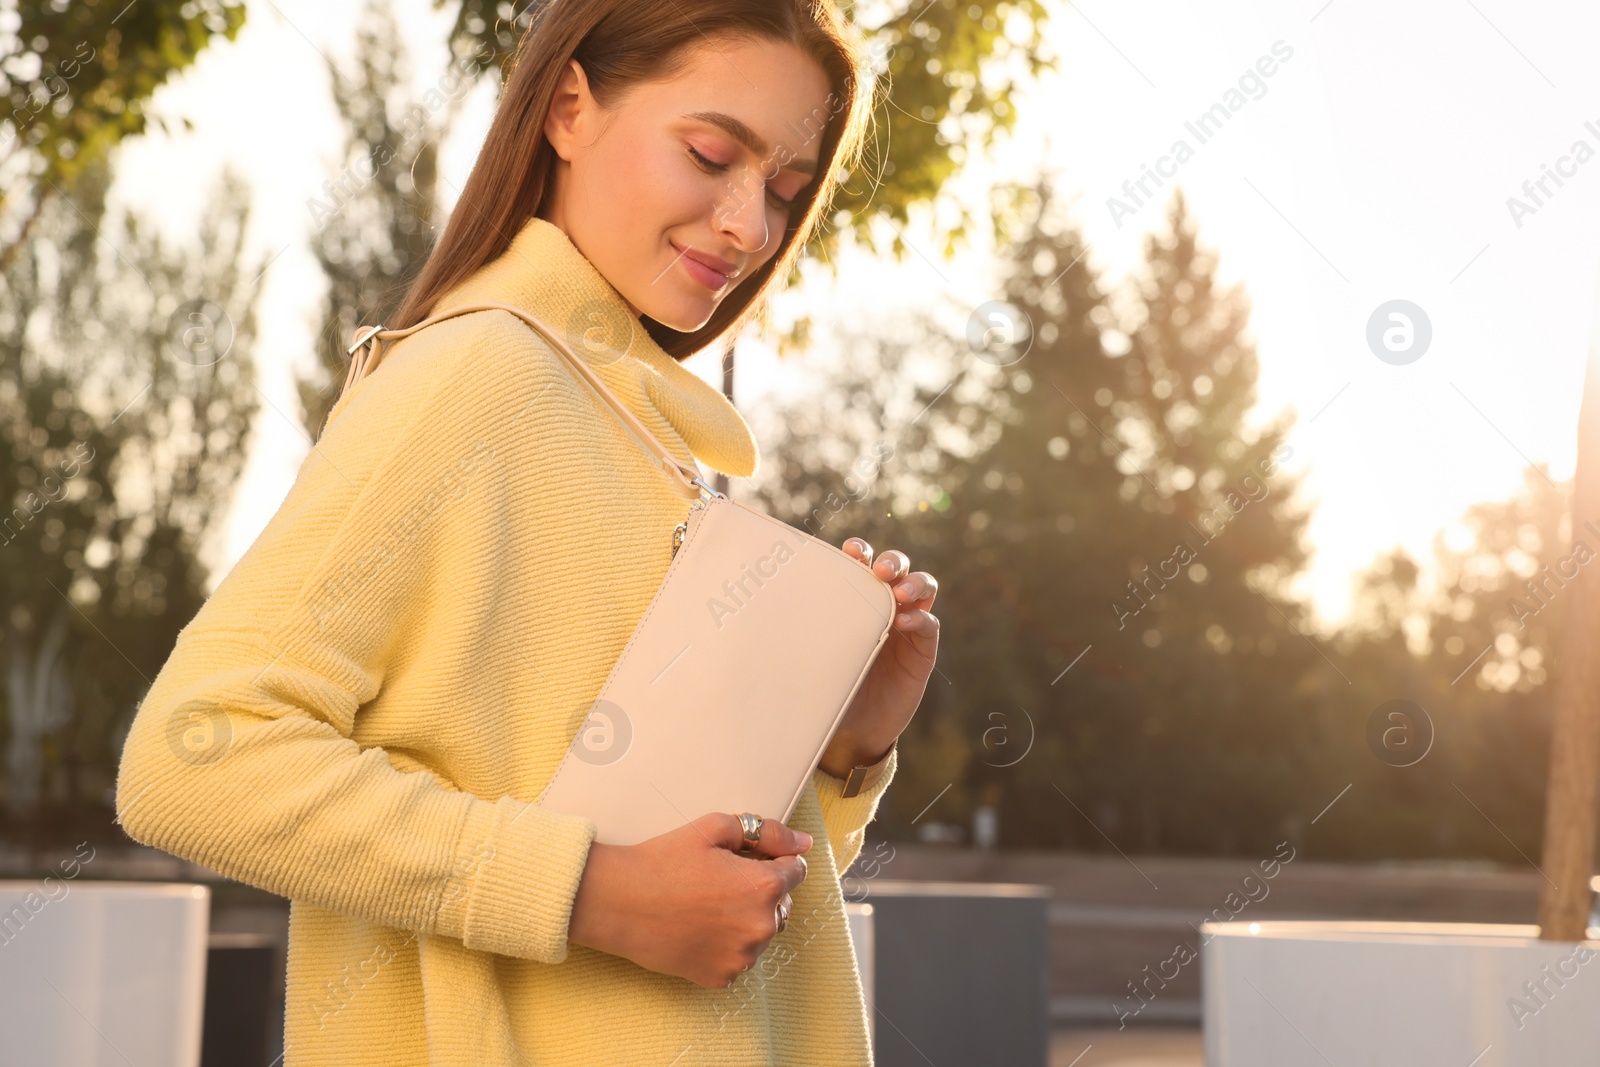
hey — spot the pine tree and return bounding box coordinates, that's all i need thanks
[914,183,1315,853]
[903,178,1159,847]
[760,179,1320,854]
[1101,188,1316,853]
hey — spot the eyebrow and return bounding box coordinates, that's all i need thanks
[683,110,819,177]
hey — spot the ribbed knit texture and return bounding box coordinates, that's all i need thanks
[114,215,898,1066]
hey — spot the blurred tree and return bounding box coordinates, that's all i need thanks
[1302,468,1566,866]
[0,0,247,268]
[1425,466,1568,695]
[755,180,1320,857]
[0,155,261,828]
[297,0,494,435]
[1099,187,1316,854]
[1417,468,1563,862]
[881,177,1163,845]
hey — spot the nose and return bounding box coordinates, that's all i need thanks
[712,166,775,258]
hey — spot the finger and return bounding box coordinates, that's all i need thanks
[890,571,938,610]
[770,855,809,895]
[843,537,873,564]
[893,607,941,644]
[873,550,909,581]
[711,813,813,858]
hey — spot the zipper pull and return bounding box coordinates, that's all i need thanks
[670,497,710,558]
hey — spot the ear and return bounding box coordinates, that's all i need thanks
[544,57,592,162]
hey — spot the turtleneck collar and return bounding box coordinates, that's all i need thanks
[427,215,759,479]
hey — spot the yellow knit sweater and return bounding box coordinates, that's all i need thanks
[114,215,898,1066]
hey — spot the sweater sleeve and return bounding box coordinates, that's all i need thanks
[114,322,597,964]
[810,743,898,875]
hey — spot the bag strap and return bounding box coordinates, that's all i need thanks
[342,301,716,502]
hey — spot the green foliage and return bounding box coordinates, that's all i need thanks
[822,0,1053,258]
[0,0,247,264]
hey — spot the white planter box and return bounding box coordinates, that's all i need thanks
[0,880,211,1067]
[1203,921,1600,1066]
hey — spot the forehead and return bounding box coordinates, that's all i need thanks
[624,36,834,162]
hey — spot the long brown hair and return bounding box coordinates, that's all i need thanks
[386,0,873,361]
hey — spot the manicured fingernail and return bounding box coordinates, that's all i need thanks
[796,831,813,849]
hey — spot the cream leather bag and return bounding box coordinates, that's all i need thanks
[340,302,897,846]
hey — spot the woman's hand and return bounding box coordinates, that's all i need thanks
[567,814,812,988]
[818,538,940,779]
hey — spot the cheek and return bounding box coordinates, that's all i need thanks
[647,151,731,236]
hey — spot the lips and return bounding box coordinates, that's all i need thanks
[672,241,739,291]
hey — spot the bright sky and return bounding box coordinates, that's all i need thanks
[108,0,1600,632]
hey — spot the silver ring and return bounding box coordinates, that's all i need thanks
[775,897,791,934]
[737,812,763,843]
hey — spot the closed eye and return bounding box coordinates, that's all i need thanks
[688,145,800,212]
[687,145,728,173]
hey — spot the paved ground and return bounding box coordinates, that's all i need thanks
[1051,1027,1203,1066]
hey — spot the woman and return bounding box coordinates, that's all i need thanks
[114,1,940,1065]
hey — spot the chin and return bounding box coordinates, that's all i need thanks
[642,297,717,335]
